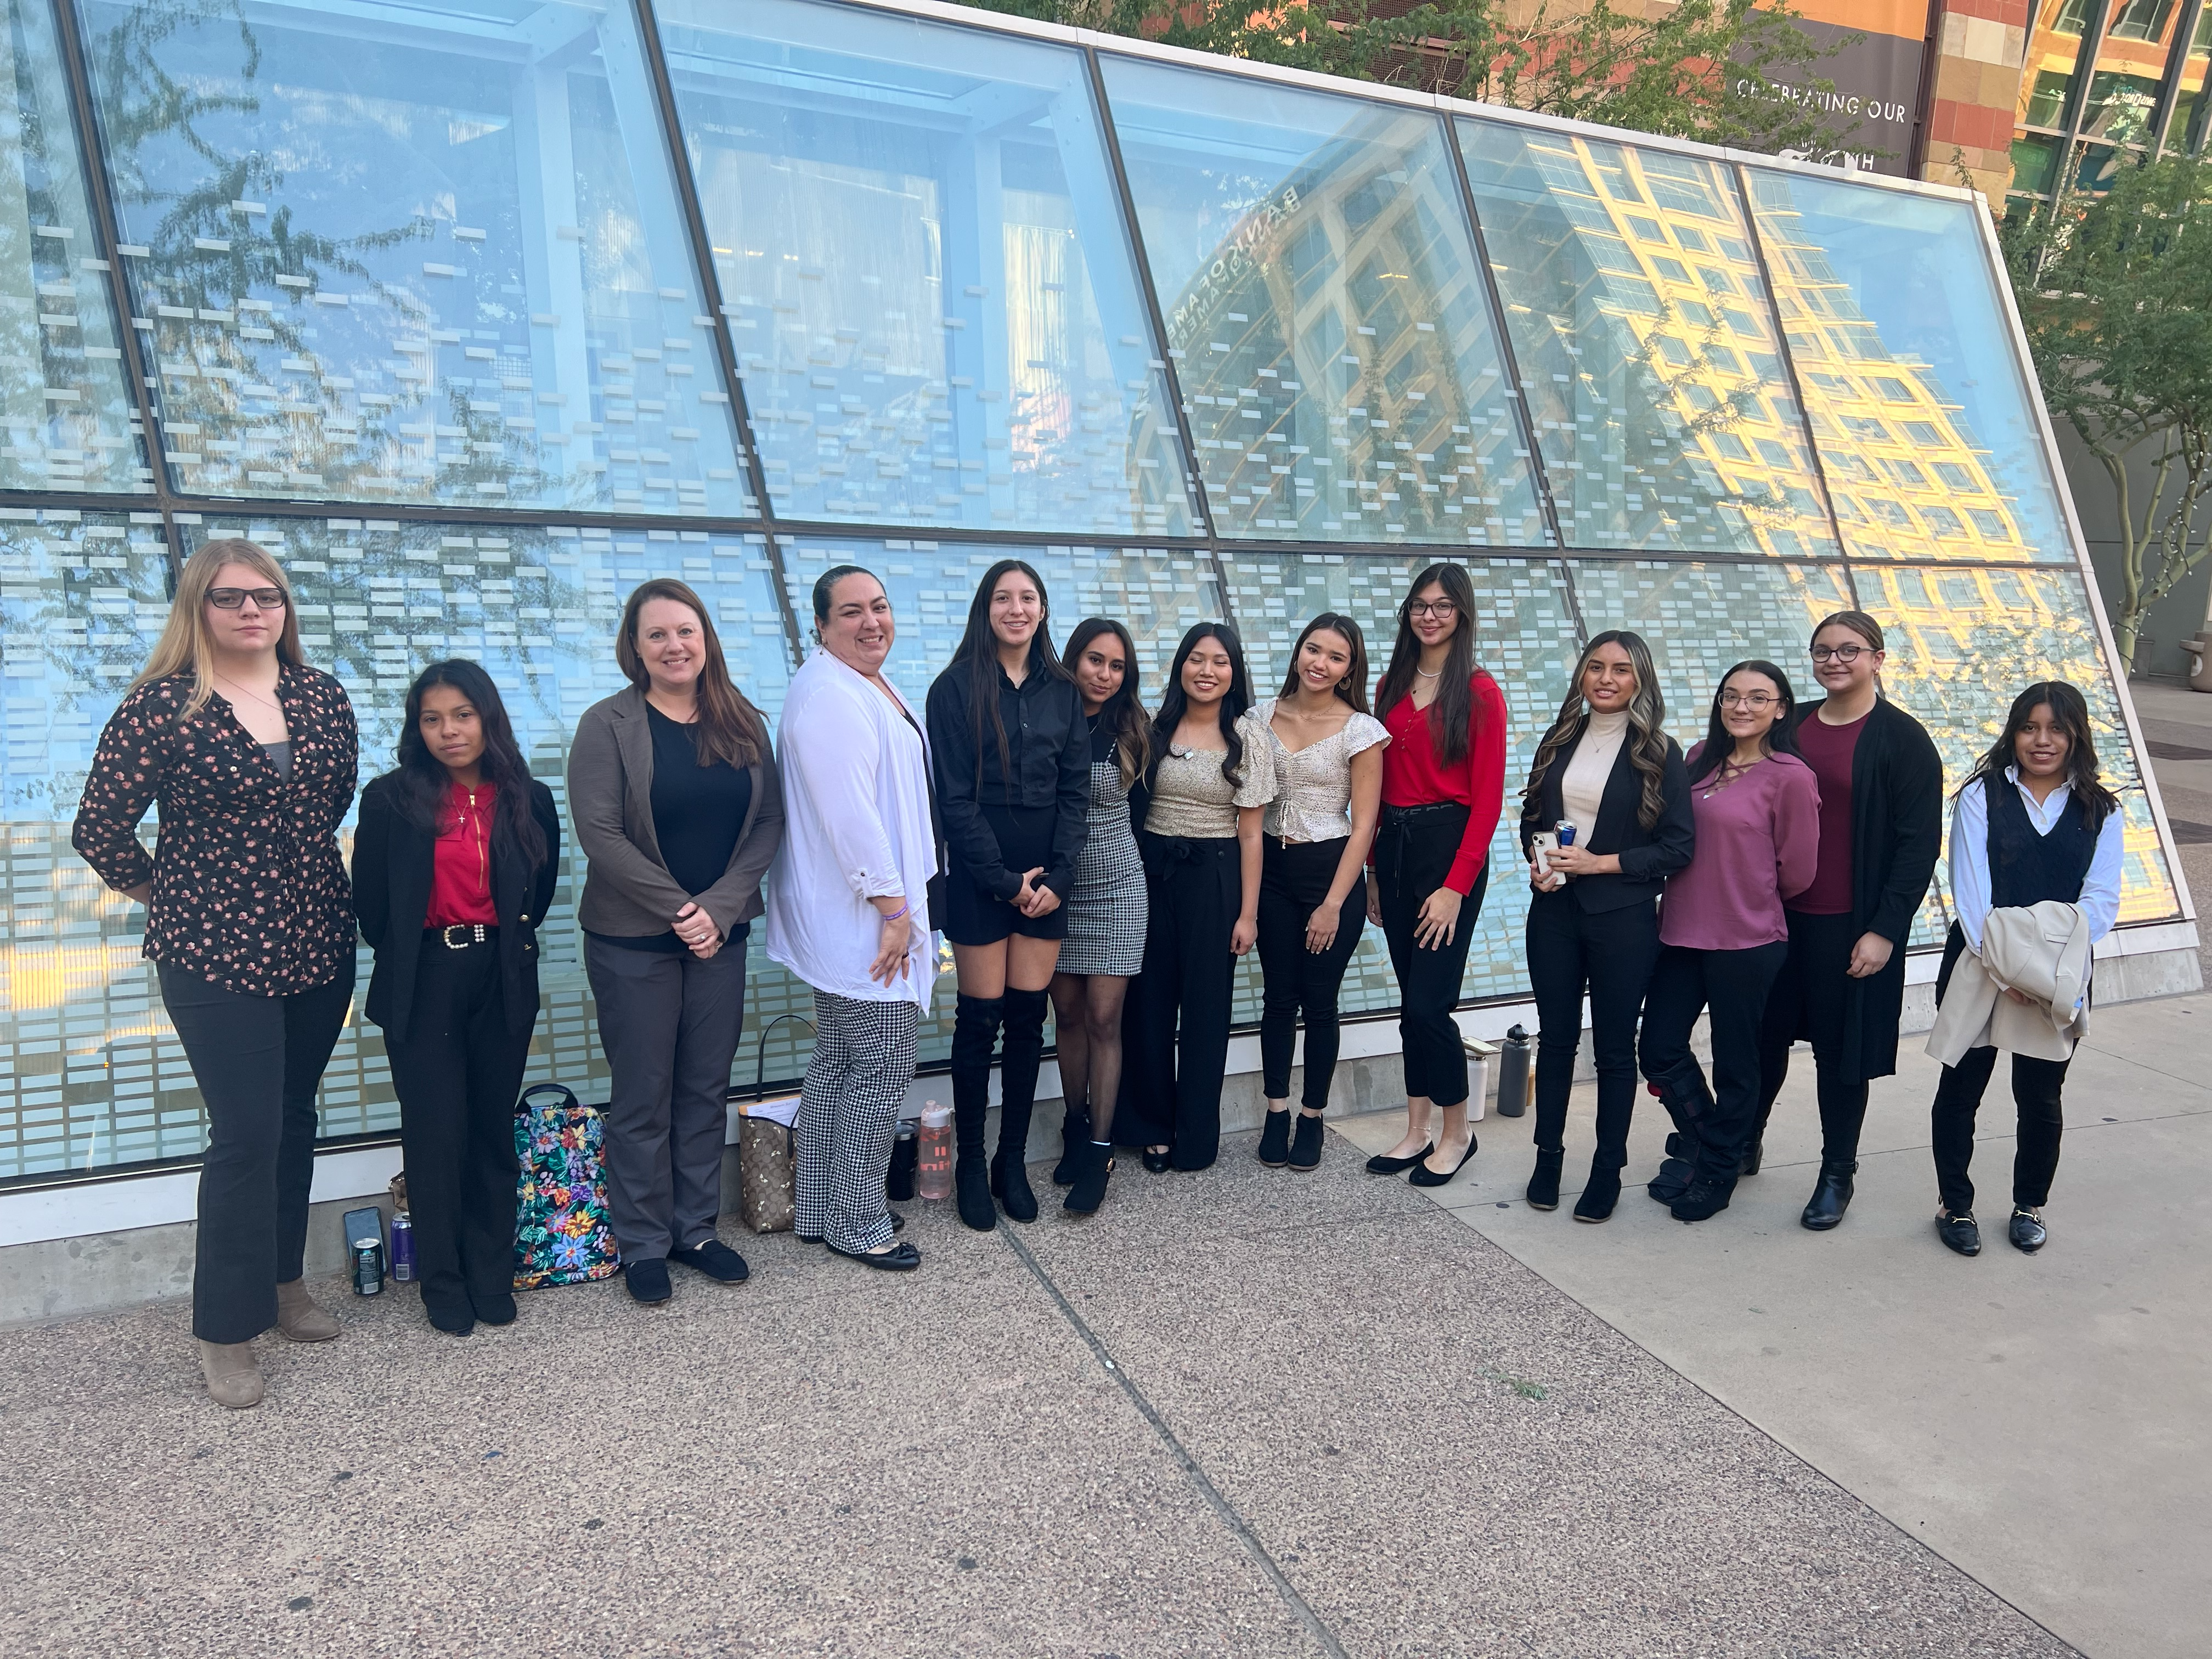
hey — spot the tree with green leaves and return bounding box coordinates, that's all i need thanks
[977,0,1849,155]
[2005,156,2212,674]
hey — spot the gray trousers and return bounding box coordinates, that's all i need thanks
[795,992,919,1255]
[585,936,748,1262]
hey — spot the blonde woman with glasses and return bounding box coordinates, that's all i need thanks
[73,539,360,1409]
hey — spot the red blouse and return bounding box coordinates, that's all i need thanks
[1377,671,1510,896]
[426,782,499,928]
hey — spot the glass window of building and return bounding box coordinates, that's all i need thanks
[0,0,144,494]
[1101,58,1545,546]
[2169,6,2211,150]
[75,0,752,515]
[1746,168,2072,562]
[651,0,1194,538]
[1455,122,1839,558]
[2018,0,2096,133]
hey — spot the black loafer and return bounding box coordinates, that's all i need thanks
[472,1290,518,1327]
[828,1239,921,1272]
[1141,1148,1173,1174]
[624,1257,671,1306]
[1366,1142,1432,1175]
[2008,1207,2047,1254]
[1408,1135,1476,1188]
[668,1239,751,1283]
[1937,1211,1982,1256]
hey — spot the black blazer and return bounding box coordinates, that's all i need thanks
[352,772,562,1045]
[1518,718,1694,913]
[925,657,1091,899]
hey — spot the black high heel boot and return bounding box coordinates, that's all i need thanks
[990,988,1048,1224]
[951,992,1003,1232]
[1064,1141,1114,1215]
[1052,1108,1092,1186]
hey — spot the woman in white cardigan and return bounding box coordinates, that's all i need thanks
[766,565,939,1271]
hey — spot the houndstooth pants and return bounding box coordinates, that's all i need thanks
[794,991,920,1255]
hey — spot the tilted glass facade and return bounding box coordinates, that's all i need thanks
[0,0,2182,1183]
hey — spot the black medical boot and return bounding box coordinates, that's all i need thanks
[951,993,1003,1232]
[990,989,1049,1223]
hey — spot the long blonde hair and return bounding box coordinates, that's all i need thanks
[135,539,307,719]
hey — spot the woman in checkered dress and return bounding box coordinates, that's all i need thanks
[1046,618,1152,1216]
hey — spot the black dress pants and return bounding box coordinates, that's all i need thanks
[385,935,535,1322]
[1121,838,1239,1169]
[1525,891,1660,1173]
[1257,837,1366,1111]
[1931,1047,2069,1214]
[158,960,355,1345]
[1375,804,1482,1107]
[1638,941,1788,1183]
[1756,909,1870,1163]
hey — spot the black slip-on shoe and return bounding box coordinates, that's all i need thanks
[623,1257,671,1306]
[829,1239,921,1272]
[1937,1211,1982,1256]
[668,1239,751,1283]
[1366,1142,1432,1175]
[2008,1207,2047,1254]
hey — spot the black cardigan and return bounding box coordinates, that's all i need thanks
[925,655,1091,899]
[1518,718,1695,913]
[352,772,562,1045]
[1779,695,1944,1081]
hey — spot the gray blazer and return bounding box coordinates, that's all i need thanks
[567,682,785,941]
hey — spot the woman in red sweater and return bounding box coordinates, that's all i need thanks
[1363,564,1509,1188]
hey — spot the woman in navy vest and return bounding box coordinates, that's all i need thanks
[1928,681,2121,1258]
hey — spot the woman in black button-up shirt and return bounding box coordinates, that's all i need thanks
[73,538,358,1411]
[924,559,1089,1232]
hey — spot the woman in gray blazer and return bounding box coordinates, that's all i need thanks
[569,578,783,1308]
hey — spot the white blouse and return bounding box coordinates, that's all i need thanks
[1251,699,1390,843]
[1558,709,1629,836]
[764,650,939,1008]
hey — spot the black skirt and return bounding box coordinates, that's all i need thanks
[941,803,1070,945]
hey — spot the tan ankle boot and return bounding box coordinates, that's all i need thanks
[199,1340,263,1409]
[275,1278,340,1342]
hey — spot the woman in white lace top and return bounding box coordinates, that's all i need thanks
[1250,615,1389,1172]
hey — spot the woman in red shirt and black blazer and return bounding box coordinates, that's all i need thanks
[353,660,561,1337]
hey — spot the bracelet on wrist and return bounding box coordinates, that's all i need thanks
[882,901,910,923]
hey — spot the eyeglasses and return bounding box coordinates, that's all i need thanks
[1719,691,1779,709]
[1406,600,1458,618]
[1810,644,1868,664]
[207,586,287,611]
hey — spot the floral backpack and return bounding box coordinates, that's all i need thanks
[513,1083,619,1290]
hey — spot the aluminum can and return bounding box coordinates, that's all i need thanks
[388,1212,416,1283]
[352,1242,385,1296]
[1555,820,1578,847]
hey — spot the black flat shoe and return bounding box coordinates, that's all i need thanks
[828,1239,921,1272]
[1802,1160,1857,1231]
[1573,1167,1622,1222]
[1937,1210,1982,1256]
[1366,1142,1432,1175]
[1669,1176,1731,1222]
[472,1290,518,1327]
[1141,1148,1173,1174]
[668,1239,751,1283]
[1526,1149,1563,1210]
[2008,1207,2047,1254]
[1256,1109,1292,1167]
[1287,1113,1324,1172]
[624,1257,671,1306]
[426,1300,475,1336]
[1408,1135,1476,1188]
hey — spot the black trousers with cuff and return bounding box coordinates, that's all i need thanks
[1375,804,1481,1108]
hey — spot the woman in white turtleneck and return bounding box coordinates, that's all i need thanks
[1515,631,1695,1222]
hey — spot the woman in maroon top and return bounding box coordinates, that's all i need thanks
[353,661,561,1336]
[73,539,359,1410]
[1363,564,1509,1189]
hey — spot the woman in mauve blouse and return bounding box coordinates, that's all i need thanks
[1362,565,1508,1191]
[1638,661,1820,1224]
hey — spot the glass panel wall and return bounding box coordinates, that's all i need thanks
[1103,58,1544,546]
[654,0,1193,537]
[1747,170,2072,565]
[78,0,752,514]
[0,0,143,494]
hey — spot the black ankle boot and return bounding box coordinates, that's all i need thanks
[1573,1164,1622,1222]
[1288,1112,1324,1171]
[950,993,1004,1232]
[1739,1137,1764,1178]
[1802,1159,1857,1231]
[1052,1109,1092,1186]
[991,988,1047,1224]
[1064,1141,1114,1215]
[1526,1149,1564,1211]
[1256,1109,1291,1167]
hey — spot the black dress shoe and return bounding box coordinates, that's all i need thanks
[1366,1142,1432,1175]
[1525,1148,1563,1210]
[991,1150,1039,1224]
[828,1239,921,1271]
[1288,1113,1324,1171]
[472,1289,518,1327]
[1408,1134,1476,1188]
[623,1257,671,1306]
[1801,1159,1857,1231]
[1573,1166,1622,1222]
[1646,1156,1695,1204]
[1937,1210,1982,1256]
[669,1239,751,1283]
[1141,1148,1173,1174]
[425,1299,476,1336]
[955,1155,998,1231]
[2008,1207,2047,1253]
[1669,1176,1732,1222]
[1739,1137,1764,1178]
[1256,1109,1292,1167]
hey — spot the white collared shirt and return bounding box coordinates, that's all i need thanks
[764,649,938,1007]
[1948,766,2123,952]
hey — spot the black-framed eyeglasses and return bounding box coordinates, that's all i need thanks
[207,586,287,611]
[1810,644,1866,664]
[1406,600,1458,618]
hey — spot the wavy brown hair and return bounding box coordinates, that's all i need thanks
[1374,562,1482,762]
[616,578,768,770]
[136,539,308,719]
[1960,680,2118,834]
[1064,616,1152,791]
[1521,630,1672,832]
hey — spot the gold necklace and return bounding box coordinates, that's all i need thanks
[216,673,283,717]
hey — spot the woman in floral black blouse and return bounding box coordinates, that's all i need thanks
[73,539,359,1410]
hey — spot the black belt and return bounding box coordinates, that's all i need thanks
[426,924,497,949]
[1380,802,1469,827]
[1142,833,1234,870]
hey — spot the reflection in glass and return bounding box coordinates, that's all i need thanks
[2017,0,2092,131]
[2083,0,2186,145]
[1855,565,2179,943]
[1747,170,2070,563]
[1456,122,1837,557]
[2009,136,2061,195]
[1103,59,1544,545]
[653,0,1192,537]
[78,0,751,514]
[0,0,145,493]
[2170,9,2210,150]
[1220,554,1581,1009]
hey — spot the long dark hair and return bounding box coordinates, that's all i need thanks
[616,578,769,770]
[1961,680,2118,833]
[1686,661,1801,789]
[1522,630,1673,831]
[1064,616,1152,791]
[391,659,549,875]
[1375,562,1481,763]
[1154,621,1254,787]
[949,558,1068,784]
[1278,612,1370,713]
